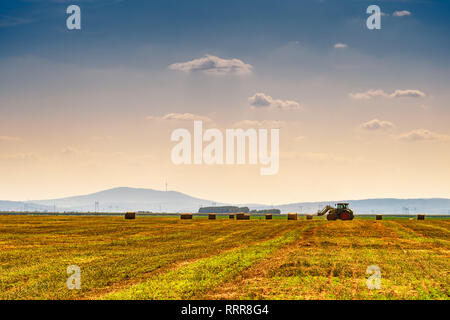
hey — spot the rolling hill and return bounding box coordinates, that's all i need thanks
[1,187,450,214]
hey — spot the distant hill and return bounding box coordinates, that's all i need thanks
[0,200,53,212]
[1,187,450,214]
[252,198,450,215]
[28,187,224,213]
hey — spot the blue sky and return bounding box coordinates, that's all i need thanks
[1,0,450,203]
[1,0,450,67]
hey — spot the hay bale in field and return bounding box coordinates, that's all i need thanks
[180,214,193,220]
[236,213,250,220]
[236,213,245,220]
[287,213,298,220]
[306,215,313,220]
[124,212,135,220]
[265,214,272,220]
[208,214,216,220]
[417,214,425,220]
[229,214,235,219]
[376,214,382,220]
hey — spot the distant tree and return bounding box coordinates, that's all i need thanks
[198,206,249,213]
[249,209,281,214]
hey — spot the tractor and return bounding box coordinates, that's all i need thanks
[317,203,354,220]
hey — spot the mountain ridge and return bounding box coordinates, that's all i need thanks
[1,187,450,214]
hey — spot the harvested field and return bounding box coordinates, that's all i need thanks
[0,215,448,300]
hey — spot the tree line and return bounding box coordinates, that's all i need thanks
[198,206,280,214]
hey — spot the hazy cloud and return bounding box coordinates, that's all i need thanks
[0,153,39,163]
[0,136,23,142]
[61,146,83,156]
[248,93,301,110]
[393,10,411,17]
[398,129,450,142]
[360,119,395,131]
[349,89,388,100]
[168,55,252,75]
[147,113,212,122]
[300,152,353,163]
[90,135,113,141]
[61,146,125,158]
[0,16,32,28]
[233,120,287,129]
[334,43,348,49]
[349,89,426,100]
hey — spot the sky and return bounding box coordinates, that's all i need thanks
[0,0,450,204]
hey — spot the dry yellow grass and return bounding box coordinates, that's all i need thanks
[0,215,448,300]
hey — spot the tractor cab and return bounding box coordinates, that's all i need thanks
[336,203,349,209]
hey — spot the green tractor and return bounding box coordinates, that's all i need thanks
[317,203,354,221]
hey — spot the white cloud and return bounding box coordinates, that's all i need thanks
[334,43,348,49]
[168,55,252,75]
[147,113,212,122]
[360,119,395,131]
[393,10,411,17]
[248,93,301,110]
[0,136,23,142]
[349,89,388,100]
[349,89,426,100]
[390,89,426,98]
[397,129,450,142]
[233,120,287,129]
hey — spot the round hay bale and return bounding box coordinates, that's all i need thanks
[376,214,382,220]
[265,214,272,220]
[236,213,245,220]
[287,213,298,220]
[208,214,216,220]
[124,212,136,220]
[180,214,193,220]
[417,214,425,220]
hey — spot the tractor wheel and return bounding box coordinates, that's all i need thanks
[327,213,337,220]
[341,212,351,220]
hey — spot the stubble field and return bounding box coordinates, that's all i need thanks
[0,215,448,300]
